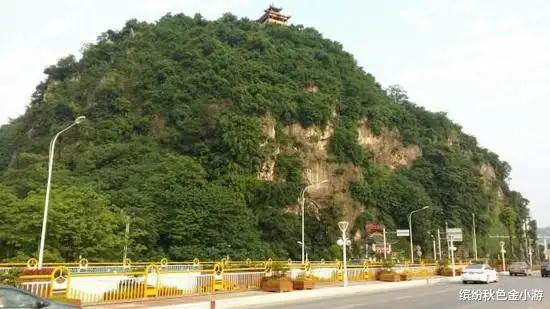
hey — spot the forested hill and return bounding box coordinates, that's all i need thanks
[0,13,535,262]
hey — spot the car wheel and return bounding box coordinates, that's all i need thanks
[463,280,467,284]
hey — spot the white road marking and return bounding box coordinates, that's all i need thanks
[396,295,412,300]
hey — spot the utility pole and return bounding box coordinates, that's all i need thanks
[122,212,130,263]
[472,213,478,261]
[540,236,550,261]
[383,227,387,260]
[437,228,442,260]
[523,221,530,260]
[450,235,456,276]
[500,241,507,271]
[299,180,328,264]
[445,221,450,258]
[431,234,436,261]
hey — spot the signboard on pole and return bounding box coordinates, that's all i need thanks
[446,228,463,242]
[397,229,410,237]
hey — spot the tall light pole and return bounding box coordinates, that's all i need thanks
[408,206,429,263]
[38,116,86,268]
[122,211,130,263]
[338,221,349,287]
[300,180,328,264]
[445,221,449,258]
[523,220,530,260]
[450,235,456,276]
[472,213,478,261]
[430,233,436,261]
[437,228,442,260]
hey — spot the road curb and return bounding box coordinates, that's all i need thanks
[164,277,461,309]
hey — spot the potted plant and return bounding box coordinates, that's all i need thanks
[292,274,315,290]
[378,259,400,282]
[400,270,413,281]
[378,269,401,282]
[261,262,293,292]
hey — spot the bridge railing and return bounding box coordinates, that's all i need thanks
[10,258,462,306]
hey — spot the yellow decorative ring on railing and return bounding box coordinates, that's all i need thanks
[26,258,38,269]
[78,258,88,269]
[160,258,168,267]
[193,258,200,266]
[245,258,251,265]
[287,258,292,265]
[123,258,132,268]
[264,259,273,275]
[304,260,311,272]
[320,258,325,264]
[213,263,223,276]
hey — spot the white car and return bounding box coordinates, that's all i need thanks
[462,264,498,284]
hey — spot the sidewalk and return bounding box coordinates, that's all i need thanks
[88,276,460,309]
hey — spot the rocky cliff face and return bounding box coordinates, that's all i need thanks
[258,115,426,225]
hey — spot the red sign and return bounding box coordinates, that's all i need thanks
[365,223,384,235]
[374,244,392,254]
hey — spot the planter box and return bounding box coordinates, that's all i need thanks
[379,273,401,282]
[292,279,315,290]
[261,278,293,292]
[439,268,462,276]
[400,273,413,281]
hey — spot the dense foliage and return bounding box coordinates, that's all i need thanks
[0,13,534,262]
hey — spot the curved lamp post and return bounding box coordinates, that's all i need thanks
[300,179,328,264]
[408,206,429,264]
[38,116,86,268]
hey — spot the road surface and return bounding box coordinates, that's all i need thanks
[253,275,549,309]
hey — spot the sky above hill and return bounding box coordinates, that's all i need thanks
[1,0,549,227]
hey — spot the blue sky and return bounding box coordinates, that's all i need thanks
[1,0,550,227]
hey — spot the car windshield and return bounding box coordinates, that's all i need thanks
[512,262,525,266]
[465,264,483,269]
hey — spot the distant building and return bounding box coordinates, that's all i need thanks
[258,5,290,25]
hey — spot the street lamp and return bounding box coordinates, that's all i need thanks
[429,233,436,261]
[472,213,478,261]
[408,206,429,264]
[38,116,86,268]
[300,180,328,264]
[338,221,349,287]
[297,241,308,261]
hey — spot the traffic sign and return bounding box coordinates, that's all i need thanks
[446,228,463,241]
[396,229,410,237]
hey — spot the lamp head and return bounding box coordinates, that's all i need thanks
[338,221,349,232]
[74,116,86,124]
[422,206,429,210]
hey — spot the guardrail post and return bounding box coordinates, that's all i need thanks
[336,259,343,281]
[213,263,224,291]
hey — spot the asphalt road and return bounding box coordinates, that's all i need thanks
[253,275,550,309]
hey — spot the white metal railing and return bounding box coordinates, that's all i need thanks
[224,272,264,290]
[69,275,145,304]
[19,281,50,298]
